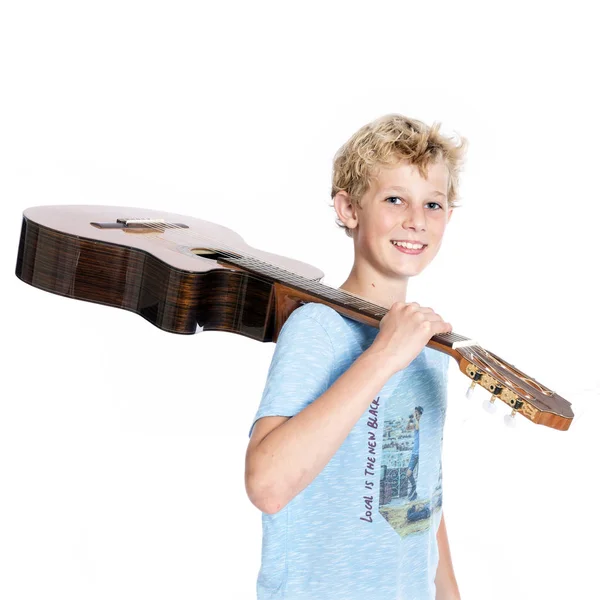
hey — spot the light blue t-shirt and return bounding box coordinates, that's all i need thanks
[249,302,450,600]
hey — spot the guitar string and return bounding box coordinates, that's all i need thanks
[125,220,504,347]
[129,220,474,357]
[469,347,539,401]
[117,219,553,403]
[124,218,462,329]
[137,221,560,401]
[123,220,417,317]
[478,348,553,395]
[133,220,571,418]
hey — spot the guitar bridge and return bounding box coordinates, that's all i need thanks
[90,218,189,230]
[117,218,166,227]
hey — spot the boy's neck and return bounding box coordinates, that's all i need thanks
[338,271,408,311]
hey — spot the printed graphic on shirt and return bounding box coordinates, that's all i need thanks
[379,405,442,537]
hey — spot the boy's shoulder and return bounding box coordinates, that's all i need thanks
[290,302,342,320]
[287,301,346,329]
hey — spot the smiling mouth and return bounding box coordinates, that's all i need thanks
[390,240,427,254]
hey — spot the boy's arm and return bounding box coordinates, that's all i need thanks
[435,511,461,600]
[245,348,394,514]
[246,302,452,514]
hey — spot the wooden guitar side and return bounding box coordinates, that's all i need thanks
[16,216,298,341]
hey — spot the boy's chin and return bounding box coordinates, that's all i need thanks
[402,268,427,278]
[393,261,431,277]
[388,268,425,280]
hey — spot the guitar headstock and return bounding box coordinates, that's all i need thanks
[454,343,574,431]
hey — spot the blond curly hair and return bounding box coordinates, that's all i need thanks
[331,114,468,237]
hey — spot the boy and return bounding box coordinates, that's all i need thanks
[245,114,468,600]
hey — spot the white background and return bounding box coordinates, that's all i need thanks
[1,1,599,599]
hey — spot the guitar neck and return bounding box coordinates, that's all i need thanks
[218,252,472,358]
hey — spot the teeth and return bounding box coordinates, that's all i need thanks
[392,241,424,250]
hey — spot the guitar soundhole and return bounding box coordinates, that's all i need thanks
[191,247,242,262]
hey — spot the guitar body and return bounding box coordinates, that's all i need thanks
[16,205,323,340]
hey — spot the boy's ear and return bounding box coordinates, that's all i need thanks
[334,190,359,231]
[447,208,453,223]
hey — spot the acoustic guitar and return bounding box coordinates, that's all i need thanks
[15,205,574,431]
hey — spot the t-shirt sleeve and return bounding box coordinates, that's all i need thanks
[248,305,336,438]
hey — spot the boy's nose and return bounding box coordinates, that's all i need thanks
[402,206,426,231]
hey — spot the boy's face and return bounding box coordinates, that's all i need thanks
[341,159,452,280]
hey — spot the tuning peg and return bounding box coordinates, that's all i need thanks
[504,409,517,428]
[482,395,498,414]
[465,381,477,399]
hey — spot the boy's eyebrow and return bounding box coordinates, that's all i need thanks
[383,185,447,199]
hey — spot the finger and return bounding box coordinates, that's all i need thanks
[435,320,452,333]
[421,312,446,322]
[424,319,452,334]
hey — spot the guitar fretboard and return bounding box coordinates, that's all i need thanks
[222,252,471,348]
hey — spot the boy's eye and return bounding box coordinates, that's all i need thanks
[386,196,443,210]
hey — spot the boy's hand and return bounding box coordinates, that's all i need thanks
[367,301,452,374]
